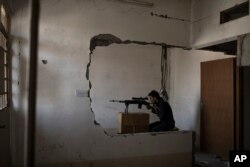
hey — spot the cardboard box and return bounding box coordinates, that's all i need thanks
[118,112,149,134]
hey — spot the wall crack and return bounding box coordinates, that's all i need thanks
[150,12,190,22]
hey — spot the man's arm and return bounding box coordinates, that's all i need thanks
[147,104,159,114]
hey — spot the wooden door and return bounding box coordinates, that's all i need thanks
[201,58,236,159]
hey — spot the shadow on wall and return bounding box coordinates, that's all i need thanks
[10,35,29,165]
[10,34,69,164]
[9,0,28,14]
[194,100,201,148]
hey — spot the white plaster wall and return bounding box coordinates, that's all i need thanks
[10,0,192,166]
[10,0,30,165]
[191,0,250,48]
[240,34,250,66]
[168,48,234,146]
[90,44,161,129]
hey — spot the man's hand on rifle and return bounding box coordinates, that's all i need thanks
[146,104,159,114]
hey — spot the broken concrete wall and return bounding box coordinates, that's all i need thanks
[169,48,233,147]
[10,0,192,166]
[191,0,250,48]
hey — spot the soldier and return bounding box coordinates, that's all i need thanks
[147,90,175,132]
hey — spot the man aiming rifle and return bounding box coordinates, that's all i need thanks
[110,90,175,132]
[147,90,175,132]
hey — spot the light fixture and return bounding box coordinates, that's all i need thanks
[113,0,154,7]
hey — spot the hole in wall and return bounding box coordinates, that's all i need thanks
[86,34,185,136]
[42,60,48,64]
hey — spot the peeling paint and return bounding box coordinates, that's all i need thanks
[150,12,190,22]
[90,34,122,53]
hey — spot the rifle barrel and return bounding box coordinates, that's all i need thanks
[109,100,123,103]
[132,97,148,100]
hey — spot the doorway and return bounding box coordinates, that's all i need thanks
[200,58,236,159]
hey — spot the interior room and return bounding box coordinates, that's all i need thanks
[0,0,249,167]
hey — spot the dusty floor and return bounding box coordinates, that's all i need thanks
[195,152,229,167]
